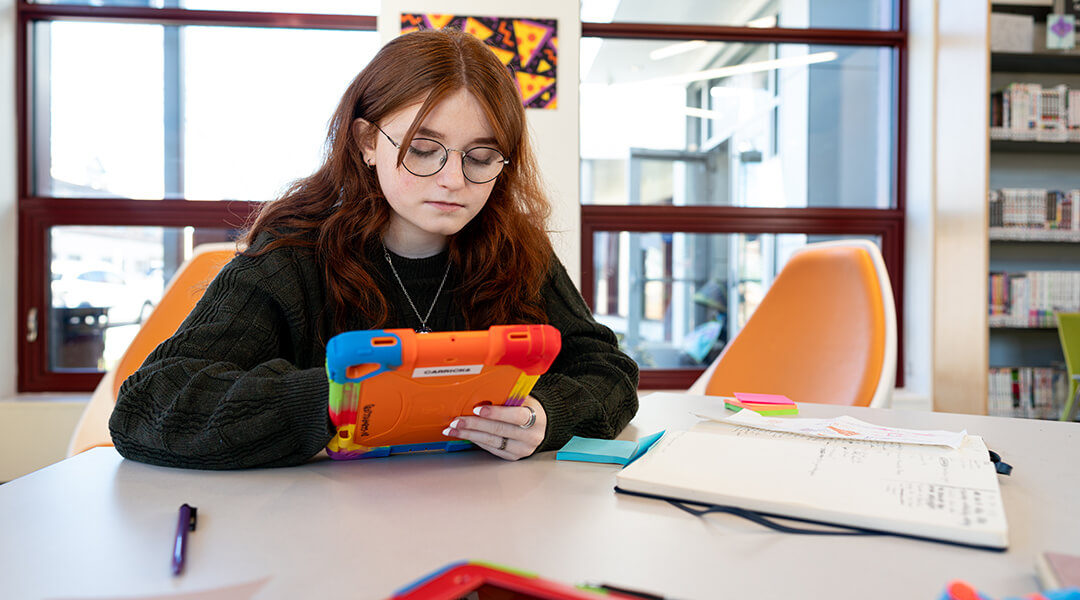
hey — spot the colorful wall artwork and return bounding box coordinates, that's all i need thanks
[401,14,558,110]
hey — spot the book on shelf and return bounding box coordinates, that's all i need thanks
[989,188,1080,234]
[988,366,1068,419]
[988,271,1080,327]
[615,426,1009,550]
[990,82,1080,143]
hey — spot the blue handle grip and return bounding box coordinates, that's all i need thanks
[326,330,404,383]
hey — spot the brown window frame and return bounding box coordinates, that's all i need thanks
[16,4,907,392]
[15,3,377,392]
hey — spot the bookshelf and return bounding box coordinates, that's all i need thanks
[991,53,1080,74]
[990,2,1053,20]
[988,48,1080,420]
[990,140,1080,153]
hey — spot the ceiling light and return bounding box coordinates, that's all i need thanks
[631,51,839,87]
[649,40,708,61]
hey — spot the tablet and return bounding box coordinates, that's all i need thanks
[325,324,561,459]
[389,561,646,600]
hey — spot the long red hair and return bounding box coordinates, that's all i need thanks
[242,29,553,332]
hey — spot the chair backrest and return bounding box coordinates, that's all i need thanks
[65,243,237,456]
[1055,312,1080,421]
[688,240,897,408]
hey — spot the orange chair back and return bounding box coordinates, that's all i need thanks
[66,243,237,457]
[111,244,236,393]
[703,243,891,407]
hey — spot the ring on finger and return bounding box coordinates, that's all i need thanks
[498,436,509,451]
[519,405,536,429]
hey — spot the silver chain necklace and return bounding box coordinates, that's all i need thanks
[382,243,451,334]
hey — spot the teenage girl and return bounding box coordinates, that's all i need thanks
[110,29,639,469]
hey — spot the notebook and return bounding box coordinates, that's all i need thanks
[325,324,561,459]
[615,425,1009,550]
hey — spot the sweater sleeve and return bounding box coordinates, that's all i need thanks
[530,259,640,452]
[108,246,336,470]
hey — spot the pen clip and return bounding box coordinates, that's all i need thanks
[173,504,198,576]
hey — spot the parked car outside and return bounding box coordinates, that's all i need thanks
[51,261,164,326]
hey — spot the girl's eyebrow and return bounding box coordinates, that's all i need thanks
[416,126,498,147]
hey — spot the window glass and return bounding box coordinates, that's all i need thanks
[49,225,238,372]
[28,1,378,15]
[580,39,897,209]
[181,26,378,200]
[41,22,165,199]
[592,231,881,370]
[37,21,379,200]
[581,0,897,30]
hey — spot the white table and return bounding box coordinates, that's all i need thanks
[2,392,1077,600]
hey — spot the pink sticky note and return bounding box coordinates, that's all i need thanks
[734,392,795,406]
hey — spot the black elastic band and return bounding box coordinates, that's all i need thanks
[989,450,1013,476]
[665,499,876,536]
[614,487,1007,552]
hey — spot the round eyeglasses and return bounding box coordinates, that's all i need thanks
[373,123,509,184]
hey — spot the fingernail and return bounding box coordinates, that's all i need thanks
[473,407,483,416]
[449,419,460,429]
[442,427,453,436]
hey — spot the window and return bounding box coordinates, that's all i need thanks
[16,2,378,391]
[17,1,908,393]
[580,0,906,389]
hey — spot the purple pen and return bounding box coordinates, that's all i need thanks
[172,504,197,575]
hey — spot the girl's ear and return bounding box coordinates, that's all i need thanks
[353,118,376,165]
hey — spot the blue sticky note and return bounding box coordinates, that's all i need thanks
[556,431,665,466]
[627,430,665,464]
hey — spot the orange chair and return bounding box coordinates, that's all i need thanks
[65,243,237,456]
[687,240,897,408]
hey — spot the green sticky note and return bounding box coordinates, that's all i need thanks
[725,401,799,416]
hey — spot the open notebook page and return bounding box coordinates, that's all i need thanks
[615,426,1008,550]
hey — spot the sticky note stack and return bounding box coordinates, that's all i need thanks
[724,392,798,416]
[556,431,666,466]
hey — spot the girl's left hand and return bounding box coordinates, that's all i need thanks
[442,396,546,460]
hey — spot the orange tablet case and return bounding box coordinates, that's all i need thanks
[325,324,561,459]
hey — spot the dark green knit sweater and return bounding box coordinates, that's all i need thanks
[109,235,639,469]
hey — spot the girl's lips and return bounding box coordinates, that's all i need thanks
[427,201,464,212]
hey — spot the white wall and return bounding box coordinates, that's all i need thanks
[1,0,17,400]
[900,0,991,415]
[0,398,85,482]
[933,0,989,414]
[380,0,582,283]
[0,0,83,483]
[901,0,936,405]
[0,0,93,483]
